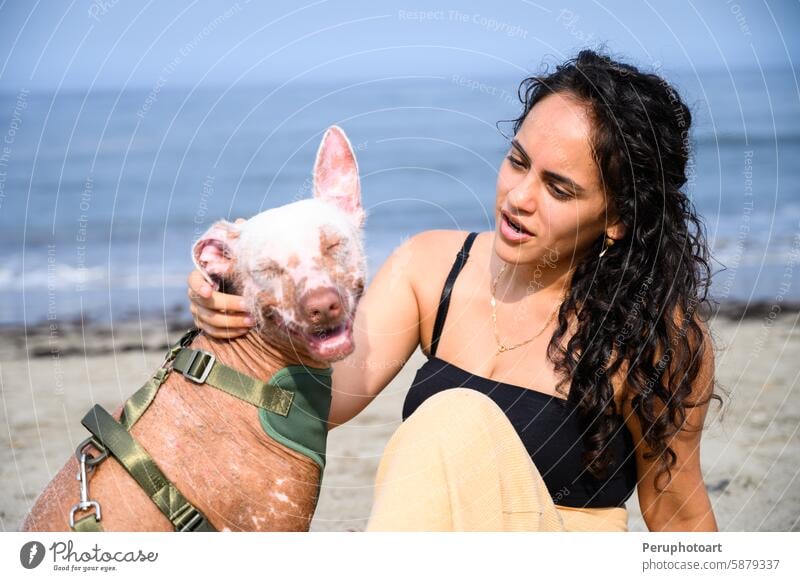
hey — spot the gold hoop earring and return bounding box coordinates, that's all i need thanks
[599,235,615,258]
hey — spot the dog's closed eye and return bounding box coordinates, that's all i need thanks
[252,265,284,278]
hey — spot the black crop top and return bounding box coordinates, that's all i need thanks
[401,232,638,509]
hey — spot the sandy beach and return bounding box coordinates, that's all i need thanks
[1,308,798,532]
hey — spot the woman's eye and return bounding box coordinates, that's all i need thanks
[506,155,525,169]
[547,182,572,200]
[327,242,341,252]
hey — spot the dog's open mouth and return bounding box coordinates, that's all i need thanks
[301,319,354,361]
[266,311,355,362]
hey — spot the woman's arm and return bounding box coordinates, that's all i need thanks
[623,315,719,532]
[326,234,425,430]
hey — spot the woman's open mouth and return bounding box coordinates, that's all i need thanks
[499,211,534,242]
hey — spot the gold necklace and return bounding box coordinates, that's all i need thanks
[490,262,571,356]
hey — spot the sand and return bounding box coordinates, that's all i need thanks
[1,311,798,532]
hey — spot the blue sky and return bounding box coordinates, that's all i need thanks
[0,0,798,91]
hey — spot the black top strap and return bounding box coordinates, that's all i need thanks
[429,232,479,358]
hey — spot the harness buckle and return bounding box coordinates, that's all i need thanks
[160,328,203,371]
[176,507,206,532]
[180,349,215,384]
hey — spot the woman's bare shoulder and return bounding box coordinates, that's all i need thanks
[401,229,481,293]
[404,229,476,269]
[407,229,475,248]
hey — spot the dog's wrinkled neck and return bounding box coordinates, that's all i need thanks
[192,329,329,382]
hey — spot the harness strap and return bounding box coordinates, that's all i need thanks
[80,404,215,532]
[72,514,104,532]
[172,347,294,416]
[70,326,332,532]
[120,328,201,429]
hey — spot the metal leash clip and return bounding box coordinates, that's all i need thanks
[69,452,102,528]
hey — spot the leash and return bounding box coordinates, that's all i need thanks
[69,327,333,532]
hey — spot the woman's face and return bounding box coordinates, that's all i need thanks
[494,91,621,272]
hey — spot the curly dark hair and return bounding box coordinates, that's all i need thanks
[501,49,725,492]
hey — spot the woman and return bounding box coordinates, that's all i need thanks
[187,50,723,532]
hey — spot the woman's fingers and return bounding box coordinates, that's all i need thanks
[190,304,252,339]
[188,269,212,300]
[187,269,249,313]
[206,287,250,313]
[188,285,249,313]
[192,302,253,329]
[195,319,251,340]
[187,267,253,341]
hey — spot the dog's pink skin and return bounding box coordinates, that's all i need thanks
[20,334,325,532]
[21,126,366,532]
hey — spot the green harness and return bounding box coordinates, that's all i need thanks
[69,328,333,532]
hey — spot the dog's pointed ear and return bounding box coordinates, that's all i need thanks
[191,219,241,289]
[313,125,364,227]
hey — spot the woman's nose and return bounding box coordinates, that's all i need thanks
[506,175,538,213]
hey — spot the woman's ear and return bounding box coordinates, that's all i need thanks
[607,220,627,242]
[191,220,241,289]
[605,204,627,242]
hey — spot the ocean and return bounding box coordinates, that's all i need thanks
[1,67,798,326]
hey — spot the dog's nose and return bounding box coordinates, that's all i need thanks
[300,287,343,326]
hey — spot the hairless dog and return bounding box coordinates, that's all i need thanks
[21,125,366,531]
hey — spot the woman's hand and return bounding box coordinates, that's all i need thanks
[187,218,254,339]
